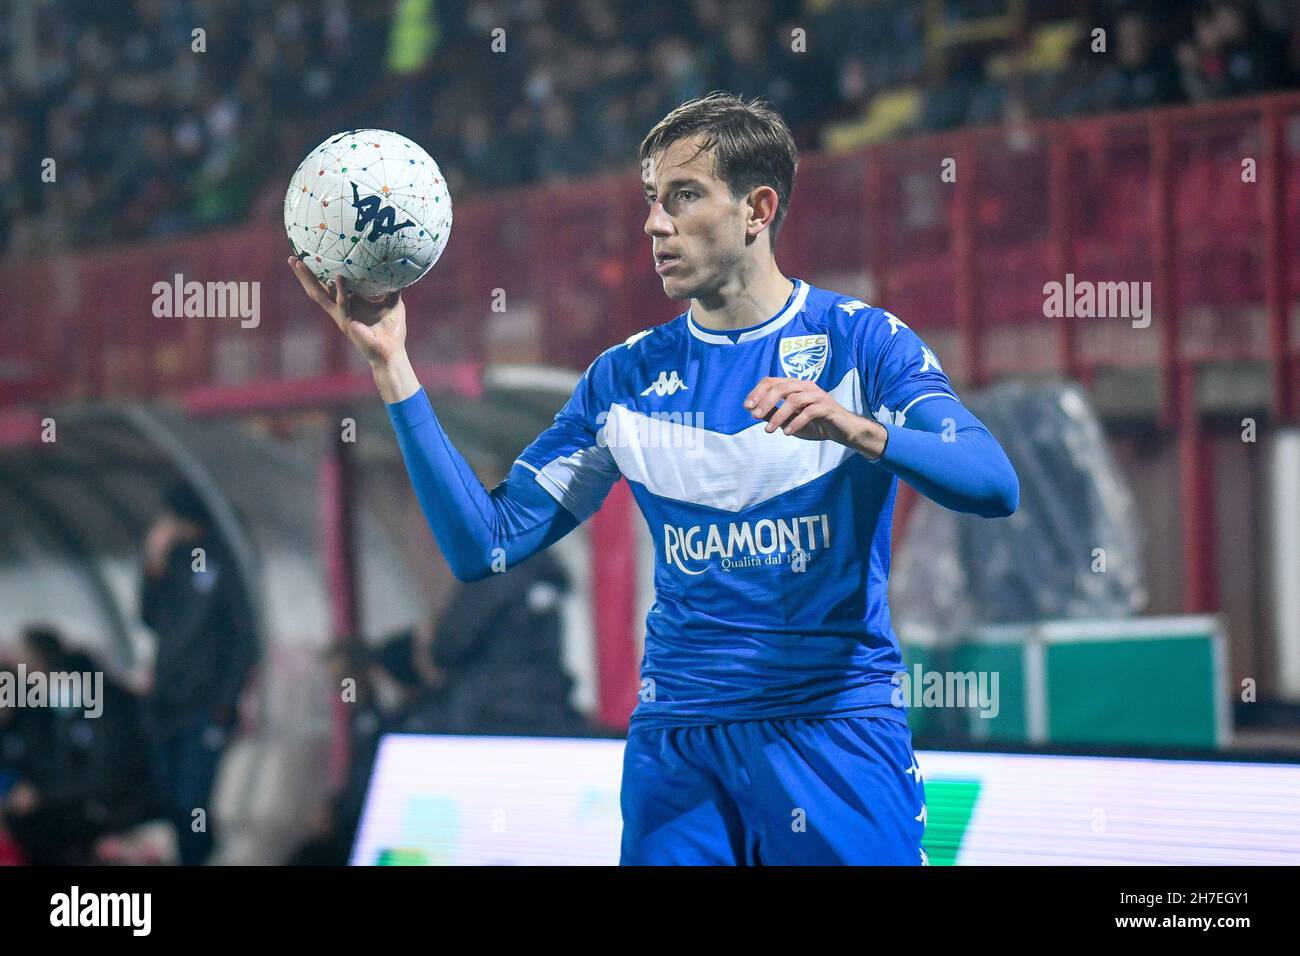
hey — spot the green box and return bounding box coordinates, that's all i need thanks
[902,615,1229,748]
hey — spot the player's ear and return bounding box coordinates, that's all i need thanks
[746,185,779,240]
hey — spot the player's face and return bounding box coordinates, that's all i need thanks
[642,137,749,300]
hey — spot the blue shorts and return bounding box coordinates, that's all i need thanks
[620,715,927,865]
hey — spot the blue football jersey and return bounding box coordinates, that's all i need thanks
[515,279,960,730]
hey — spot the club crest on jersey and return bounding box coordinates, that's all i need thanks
[779,334,829,382]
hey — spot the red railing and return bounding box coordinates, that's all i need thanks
[2,92,1297,420]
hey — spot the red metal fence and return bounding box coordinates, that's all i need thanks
[2,92,1297,419]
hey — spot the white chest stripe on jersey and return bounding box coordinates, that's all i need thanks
[602,367,865,513]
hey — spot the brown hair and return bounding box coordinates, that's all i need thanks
[639,91,798,247]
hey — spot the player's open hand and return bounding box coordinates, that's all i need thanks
[287,256,406,367]
[745,377,883,455]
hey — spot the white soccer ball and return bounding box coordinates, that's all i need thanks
[284,129,452,296]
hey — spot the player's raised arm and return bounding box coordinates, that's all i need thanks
[288,257,582,580]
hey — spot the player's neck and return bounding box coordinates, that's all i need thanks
[690,262,795,333]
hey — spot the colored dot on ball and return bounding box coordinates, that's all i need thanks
[345,258,352,264]
[318,170,324,175]
[350,236,358,243]
[419,230,424,236]
[319,223,326,229]
[338,233,344,239]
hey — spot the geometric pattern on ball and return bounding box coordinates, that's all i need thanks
[284,129,453,296]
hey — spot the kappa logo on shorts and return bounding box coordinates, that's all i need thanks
[779,334,829,381]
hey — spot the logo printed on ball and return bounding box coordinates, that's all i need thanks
[351,182,415,241]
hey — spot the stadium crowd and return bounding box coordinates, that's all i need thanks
[1,0,1299,256]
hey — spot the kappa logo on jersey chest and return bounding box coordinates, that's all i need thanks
[778,334,829,381]
[641,370,689,396]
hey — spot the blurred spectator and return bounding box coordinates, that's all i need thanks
[0,660,30,865]
[0,664,28,799]
[920,46,996,132]
[287,641,399,866]
[1095,10,1184,111]
[535,99,591,181]
[1179,0,1289,102]
[288,582,593,866]
[405,547,590,737]
[140,482,259,865]
[0,626,153,865]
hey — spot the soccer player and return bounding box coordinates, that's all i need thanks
[288,92,1019,865]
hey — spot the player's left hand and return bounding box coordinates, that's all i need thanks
[745,377,884,455]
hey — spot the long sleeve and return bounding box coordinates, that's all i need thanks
[874,395,1019,518]
[851,303,1018,519]
[387,387,582,581]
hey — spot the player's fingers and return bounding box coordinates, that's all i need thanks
[746,378,789,416]
[288,257,338,313]
[333,273,350,313]
[764,390,814,433]
[744,377,788,410]
[781,404,823,437]
[750,379,812,419]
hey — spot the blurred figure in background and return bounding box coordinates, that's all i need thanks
[0,659,30,864]
[405,546,589,738]
[1179,0,1289,102]
[0,626,153,865]
[1098,10,1184,111]
[140,483,259,865]
[289,544,589,864]
[287,639,424,865]
[385,453,590,738]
